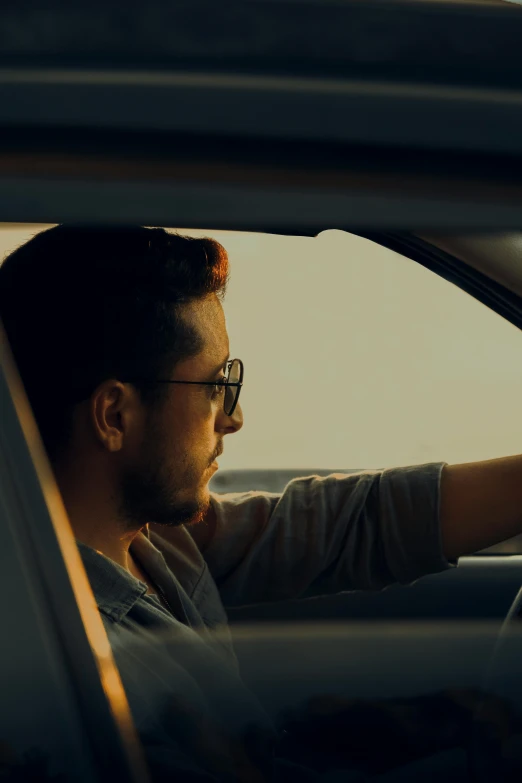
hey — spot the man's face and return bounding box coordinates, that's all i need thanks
[118,294,243,528]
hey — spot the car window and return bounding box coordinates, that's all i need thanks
[191,228,522,473]
[3,224,522,554]
[162,231,522,470]
[188,228,522,554]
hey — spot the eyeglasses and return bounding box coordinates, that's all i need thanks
[146,357,243,416]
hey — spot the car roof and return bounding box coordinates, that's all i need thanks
[2,0,522,283]
[0,1,522,234]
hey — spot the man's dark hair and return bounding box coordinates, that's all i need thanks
[0,225,229,461]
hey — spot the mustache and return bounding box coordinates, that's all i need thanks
[209,444,224,464]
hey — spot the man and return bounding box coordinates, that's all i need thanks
[0,225,521,780]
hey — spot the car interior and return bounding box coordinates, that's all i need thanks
[4,224,522,783]
[3,0,522,781]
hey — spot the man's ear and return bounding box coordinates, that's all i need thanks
[89,379,139,453]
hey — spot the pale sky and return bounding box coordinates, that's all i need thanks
[3,224,522,470]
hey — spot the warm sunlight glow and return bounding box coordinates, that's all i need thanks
[4,223,522,470]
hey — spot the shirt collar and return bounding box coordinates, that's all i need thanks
[77,539,148,623]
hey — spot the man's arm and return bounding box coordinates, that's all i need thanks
[441,455,522,560]
[194,457,522,607]
[201,465,450,605]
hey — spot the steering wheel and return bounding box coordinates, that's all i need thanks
[468,586,522,782]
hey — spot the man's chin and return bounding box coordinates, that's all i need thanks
[186,489,211,526]
[152,490,210,528]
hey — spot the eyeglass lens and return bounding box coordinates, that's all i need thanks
[225,359,241,415]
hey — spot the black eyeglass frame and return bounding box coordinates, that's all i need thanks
[142,357,243,417]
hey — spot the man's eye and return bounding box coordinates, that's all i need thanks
[210,378,227,398]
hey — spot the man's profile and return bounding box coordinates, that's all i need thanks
[1,225,522,781]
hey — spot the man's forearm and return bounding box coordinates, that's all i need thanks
[440,455,522,560]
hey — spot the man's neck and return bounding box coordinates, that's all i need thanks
[79,530,137,571]
[60,487,139,571]
[54,450,142,572]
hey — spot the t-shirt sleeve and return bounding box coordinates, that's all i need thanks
[203,464,454,607]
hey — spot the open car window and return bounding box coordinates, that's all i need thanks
[184,228,522,556]
[197,228,522,471]
[3,224,522,556]
[6,224,522,472]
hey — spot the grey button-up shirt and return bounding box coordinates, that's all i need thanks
[78,465,451,781]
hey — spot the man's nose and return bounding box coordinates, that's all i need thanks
[222,401,243,435]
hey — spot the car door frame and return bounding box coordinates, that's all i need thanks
[0,325,149,782]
